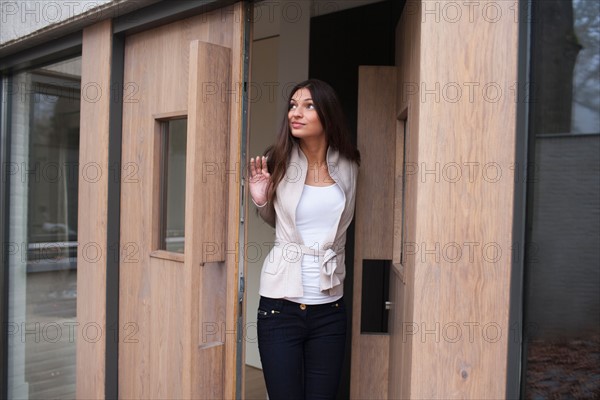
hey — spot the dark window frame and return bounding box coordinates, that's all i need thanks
[506,0,534,398]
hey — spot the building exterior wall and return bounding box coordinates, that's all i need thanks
[2,1,520,398]
[410,1,519,397]
[1,0,113,45]
[528,134,600,337]
[4,1,597,399]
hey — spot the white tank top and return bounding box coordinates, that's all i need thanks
[286,183,345,304]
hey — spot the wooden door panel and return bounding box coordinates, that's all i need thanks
[186,40,230,266]
[185,39,231,399]
[388,267,407,400]
[119,4,245,399]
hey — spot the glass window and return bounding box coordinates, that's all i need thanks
[159,118,187,253]
[6,56,81,399]
[530,0,600,136]
[523,0,600,398]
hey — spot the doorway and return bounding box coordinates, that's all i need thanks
[245,1,403,398]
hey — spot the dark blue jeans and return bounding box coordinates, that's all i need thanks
[257,296,347,400]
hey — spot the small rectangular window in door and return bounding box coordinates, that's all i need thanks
[159,118,187,253]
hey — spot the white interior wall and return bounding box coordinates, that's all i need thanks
[246,34,280,369]
[246,0,312,370]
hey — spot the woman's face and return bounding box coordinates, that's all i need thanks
[288,87,325,140]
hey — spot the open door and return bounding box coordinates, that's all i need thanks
[119,3,249,398]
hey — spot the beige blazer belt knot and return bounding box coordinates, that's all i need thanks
[274,241,346,292]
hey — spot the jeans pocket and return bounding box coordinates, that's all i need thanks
[257,297,283,319]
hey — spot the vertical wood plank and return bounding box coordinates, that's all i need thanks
[358,335,390,399]
[352,66,397,399]
[388,268,408,400]
[119,4,243,399]
[184,39,230,399]
[226,5,246,396]
[76,18,112,400]
[408,1,519,398]
[196,343,225,399]
[186,40,230,266]
[357,66,397,260]
[391,2,422,398]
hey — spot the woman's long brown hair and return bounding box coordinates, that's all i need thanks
[259,79,361,206]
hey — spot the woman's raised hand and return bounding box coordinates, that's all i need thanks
[249,155,270,206]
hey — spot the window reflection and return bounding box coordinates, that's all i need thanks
[530,0,600,135]
[571,0,600,134]
[524,0,600,398]
[160,118,187,253]
[7,57,81,399]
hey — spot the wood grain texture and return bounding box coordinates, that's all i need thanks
[76,18,112,400]
[359,334,390,399]
[356,66,397,260]
[390,2,422,398]
[388,267,408,400]
[351,66,397,399]
[119,3,244,398]
[186,39,230,266]
[408,0,519,398]
[196,342,225,399]
[226,6,245,397]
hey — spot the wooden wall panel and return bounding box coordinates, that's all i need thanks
[227,7,247,395]
[356,66,397,260]
[390,2,422,398]
[196,343,225,399]
[352,66,397,399]
[186,40,229,266]
[76,18,112,400]
[388,267,408,400]
[148,256,185,398]
[358,334,390,398]
[407,1,519,398]
[185,39,230,399]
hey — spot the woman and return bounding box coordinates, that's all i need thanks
[248,79,360,399]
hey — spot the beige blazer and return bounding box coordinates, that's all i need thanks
[253,141,359,298]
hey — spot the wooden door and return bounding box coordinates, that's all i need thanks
[119,3,247,399]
